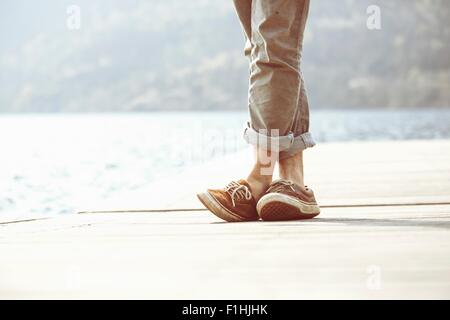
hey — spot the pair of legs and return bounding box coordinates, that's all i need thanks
[197,0,319,222]
[234,0,314,200]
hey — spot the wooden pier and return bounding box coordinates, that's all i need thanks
[1,140,449,299]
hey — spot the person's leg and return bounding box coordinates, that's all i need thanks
[197,0,317,222]
[278,73,310,187]
[234,0,274,201]
[196,0,272,222]
[236,0,314,199]
[246,0,319,220]
[243,0,314,176]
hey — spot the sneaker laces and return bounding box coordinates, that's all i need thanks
[224,181,252,207]
[268,179,296,193]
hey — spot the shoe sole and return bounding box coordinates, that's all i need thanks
[197,191,254,222]
[257,193,320,221]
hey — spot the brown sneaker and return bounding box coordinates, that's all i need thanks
[256,179,320,221]
[197,179,258,222]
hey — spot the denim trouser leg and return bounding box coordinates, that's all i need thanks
[233,0,315,160]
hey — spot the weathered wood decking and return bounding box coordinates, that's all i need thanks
[1,140,450,299]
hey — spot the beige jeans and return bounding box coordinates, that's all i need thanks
[233,0,315,159]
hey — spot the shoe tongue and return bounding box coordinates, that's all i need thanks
[270,179,303,192]
[271,178,289,184]
[271,178,293,187]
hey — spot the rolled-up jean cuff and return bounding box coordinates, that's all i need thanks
[243,124,316,158]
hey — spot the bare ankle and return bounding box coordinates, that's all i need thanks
[246,176,271,200]
[278,152,305,186]
[279,172,304,186]
[246,165,272,200]
[245,148,275,199]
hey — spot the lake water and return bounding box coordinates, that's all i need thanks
[1,109,450,217]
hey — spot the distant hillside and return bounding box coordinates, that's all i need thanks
[0,0,449,112]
